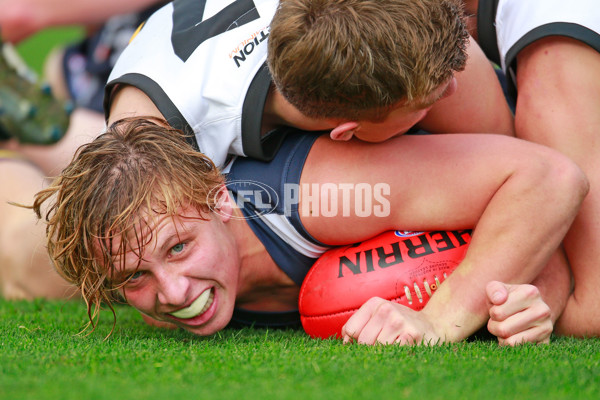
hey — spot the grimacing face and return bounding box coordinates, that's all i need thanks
[109,206,241,336]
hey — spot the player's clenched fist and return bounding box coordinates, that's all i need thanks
[486,281,553,346]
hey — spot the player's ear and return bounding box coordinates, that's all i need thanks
[212,184,233,222]
[330,122,359,141]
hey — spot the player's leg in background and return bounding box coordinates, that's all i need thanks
[0,37,106,176]
[4,107,106,177]
[2,8,159,176]
[514,36,600,337]
[22,32,110,175]
[0,153,78,299]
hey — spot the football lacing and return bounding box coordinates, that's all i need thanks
[403,273,448,305]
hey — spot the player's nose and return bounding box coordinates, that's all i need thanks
[156,270,189,306]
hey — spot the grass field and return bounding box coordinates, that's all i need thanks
[1,298,599,400]
[15,27,84,75]
[3,27,600,400]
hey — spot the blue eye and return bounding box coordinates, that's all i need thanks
[171,243,185,254]
[129,270,144,281]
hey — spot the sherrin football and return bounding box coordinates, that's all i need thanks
[299,230,472,339]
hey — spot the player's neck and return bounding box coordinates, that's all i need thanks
[230,214,299,311]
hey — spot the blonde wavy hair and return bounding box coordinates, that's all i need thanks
[32,117,224,331]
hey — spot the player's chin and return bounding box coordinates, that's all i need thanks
[183,318,230,336]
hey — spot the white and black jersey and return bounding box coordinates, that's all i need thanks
[105,0,282,167]
[477,0,600,93]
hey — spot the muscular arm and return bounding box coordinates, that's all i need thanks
[299,133,586,343]
[514,37,600,337]
[417,36,515,136]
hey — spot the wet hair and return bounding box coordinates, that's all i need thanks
[32,117,224,331]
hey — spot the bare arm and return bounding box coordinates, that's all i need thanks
[107,85,164,125]
[0,0,166,43]
[299,133,586,344]
[514,37,600,337]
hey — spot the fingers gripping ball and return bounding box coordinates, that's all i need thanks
[299,230,472,339]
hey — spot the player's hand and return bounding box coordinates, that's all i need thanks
[486,281,553,346]
[341,297,441,346]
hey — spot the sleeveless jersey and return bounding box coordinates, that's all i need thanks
[225,129,329,328]
[477,0,600,93]
[226,129,329,287]
[105,0,281,168]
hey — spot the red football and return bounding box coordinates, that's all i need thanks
[299,230,472,339]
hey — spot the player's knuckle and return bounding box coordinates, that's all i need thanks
[522,284,540,299]
[387,316,406,331]
[376,301,396,315]
[540,321,554,337]
[529,302,552,323]
[366,296,385,307]
[538,303,552,319]
[487,321,500,337]
[488,306,504,321]
[493,323,511,339]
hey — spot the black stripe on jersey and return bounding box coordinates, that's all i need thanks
[241,63,287,161]
[172,0,261,61]
[504,22,600,96]
[476,0,501,66]
[105,73,200,151]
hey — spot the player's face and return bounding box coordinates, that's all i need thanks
[353,77,458,142]
[110,206,240,336]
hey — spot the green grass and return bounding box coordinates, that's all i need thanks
[15,27,84,76]
[1,298,599,400]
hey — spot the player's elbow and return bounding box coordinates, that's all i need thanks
[539,149,589,213]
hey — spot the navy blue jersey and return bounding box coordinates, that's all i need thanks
[225,129,329,328]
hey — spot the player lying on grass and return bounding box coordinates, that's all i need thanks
[463,0,600,338]
[30,117,586,345]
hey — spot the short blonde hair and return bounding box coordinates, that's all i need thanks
[268,0,468,120]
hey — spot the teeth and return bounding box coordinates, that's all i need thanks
[170,289,213,319]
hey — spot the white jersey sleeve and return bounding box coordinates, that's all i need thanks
[105,0,280,168]
[478,0,600,93]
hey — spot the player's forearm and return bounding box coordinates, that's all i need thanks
[530,249,571,325]
[422,148,587,342]
[40,0,165,26]
[0,0,165,42]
